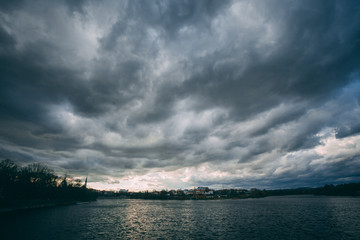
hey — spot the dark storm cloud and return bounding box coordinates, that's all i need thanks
[120,0,232,37]
[249,106,306,137]
[270,155,360,189]
[64,0,87,14]
[336,124,360,139]
[0,34,144,136]
[1,0,360,190]
[0,26,15,51]
[177,0,360,117]
[0,0,25,11]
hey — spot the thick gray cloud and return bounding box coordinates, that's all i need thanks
[1,0,360,190]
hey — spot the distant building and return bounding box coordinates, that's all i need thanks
[192,187,215,199]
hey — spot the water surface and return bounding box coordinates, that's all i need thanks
[1,195,359,239]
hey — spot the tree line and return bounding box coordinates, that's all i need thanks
[261,183,360,197]
[0,159,97,206]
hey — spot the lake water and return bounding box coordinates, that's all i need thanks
[1,196,359,239]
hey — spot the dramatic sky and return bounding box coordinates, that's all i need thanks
[1,0,360,191]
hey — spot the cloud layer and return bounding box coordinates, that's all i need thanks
[1,0,360,190]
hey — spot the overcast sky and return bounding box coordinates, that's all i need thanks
[1,0,360,191]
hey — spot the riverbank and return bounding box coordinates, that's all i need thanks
[0,199,94,214]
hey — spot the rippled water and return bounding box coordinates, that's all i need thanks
[1,196,360,239]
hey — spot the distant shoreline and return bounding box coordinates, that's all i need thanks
[97,183,360,200]
[97,193,360,201]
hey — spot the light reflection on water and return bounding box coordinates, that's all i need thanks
[1,196,360,239]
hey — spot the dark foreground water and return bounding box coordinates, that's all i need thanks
[1,195,359,240]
